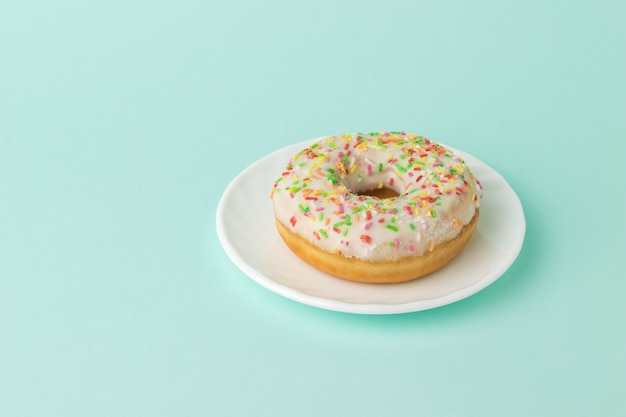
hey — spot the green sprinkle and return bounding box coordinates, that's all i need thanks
[395,163,408,173]
[319,229,328,238]
[378,163,383,172]
[298,204,309,213]
[409,223,416,230]
[386,225,399,232]
[430,210,437,218]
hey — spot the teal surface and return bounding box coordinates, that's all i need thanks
[1,1,625,416]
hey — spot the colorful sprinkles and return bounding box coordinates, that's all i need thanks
[271,132,483,259]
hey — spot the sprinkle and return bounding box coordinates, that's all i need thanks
[378,163,383,172]
[395,163,407,173]
[289,216,297,227]
[408,244,415,253]
[360,235,372,244]
[393,239,399,250]
[313,231,321,240]
[319,229,328,238]
[386,224,399,232]
[364,222,373,230]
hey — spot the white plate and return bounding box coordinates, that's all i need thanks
[216,139,525,314]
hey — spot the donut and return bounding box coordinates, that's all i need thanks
[270,132,483,283]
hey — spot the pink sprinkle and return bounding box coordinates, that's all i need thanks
[394,239,399,250]
[367,164,372,175]
[338,204,344,214]
[408,244,415,253]
[364,222,373,230]
[315,207,324,212]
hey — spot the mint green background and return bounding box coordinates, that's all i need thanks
[1,1,625,416]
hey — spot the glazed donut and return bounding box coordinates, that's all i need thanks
[270,132,483,283]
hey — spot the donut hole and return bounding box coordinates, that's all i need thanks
[354,186,400,200]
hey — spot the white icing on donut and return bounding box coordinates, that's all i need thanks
[271,132,483,261]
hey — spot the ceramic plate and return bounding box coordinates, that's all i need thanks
[216,139,525,314]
